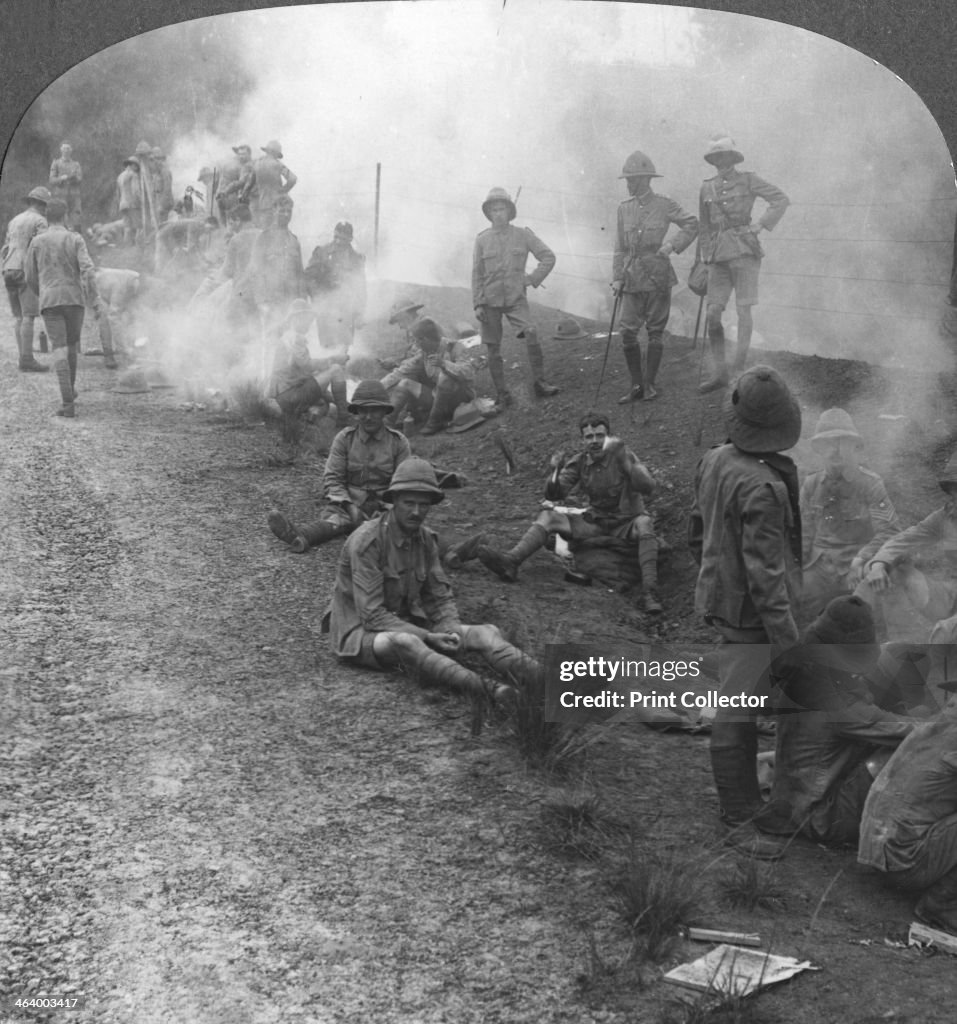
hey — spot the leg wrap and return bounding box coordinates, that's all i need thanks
[508,522,550,565]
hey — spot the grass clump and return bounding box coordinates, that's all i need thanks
[720,858,787,913]
[612,843,709,961]
[538,791,625,860]
[507,669,587,776]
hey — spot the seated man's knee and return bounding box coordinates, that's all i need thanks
[376,630,425,661]
[634,515,656,539]
[460,622,503,652]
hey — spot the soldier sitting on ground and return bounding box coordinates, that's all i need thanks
[378,295,425,371]
[380,317,476,436]
[267,298,349,431]
[477,411,662,613]
[323,458,542,704]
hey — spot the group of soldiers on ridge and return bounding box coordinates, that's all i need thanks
[5,131,957,939]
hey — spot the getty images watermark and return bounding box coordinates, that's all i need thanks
[544,643,774,724]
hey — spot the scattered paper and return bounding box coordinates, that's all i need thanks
[664,944,818,998]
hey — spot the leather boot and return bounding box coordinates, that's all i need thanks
[486,346,511,410]
[698,329,729,395]
[330,378,351,428]
[478,639,544,688]
[443,532,488,569]
[644,338,664,401]
[710,723,785,860]
[618,331,644,403]
[420,386,459,435]
[267,510,306,549]
[478,523,549,582]
[402,648,515,703]
[638,536,662,614]
[298,520,352,552]
[54,356,75,413]
[18,317,48,371]
[915,866,957,935]
[526,330,559,396]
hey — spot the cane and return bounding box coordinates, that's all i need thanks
[693,299,711,447]
[593,285,623,406]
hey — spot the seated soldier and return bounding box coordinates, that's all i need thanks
[323,458,542,703]
[380,317,475,436]
[268,298,349,428]
[756,596,916,847]
[860,450,957,641]
[378,295,424,371]
[800,409,900,623]
[858,693,957,936]
[268,379,409,552]
[477,411,662,612]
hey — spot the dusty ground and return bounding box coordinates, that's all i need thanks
[3,285,957,1024]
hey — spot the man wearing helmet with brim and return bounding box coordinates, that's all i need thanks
[697,136,790,394]
[2,186,51,372]
[322,456,543,704]
[249,139,297,228]
[471,187,557,410]
[612,150,698,404]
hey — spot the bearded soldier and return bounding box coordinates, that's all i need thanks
[612,151,697,403]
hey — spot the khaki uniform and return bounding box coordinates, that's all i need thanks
[249,155,297,226]
[2,208,47,318]
[49,158,83,227]
[305,242,366,352]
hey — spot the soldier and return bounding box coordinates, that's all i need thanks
[323,457,542,704]
[268,379,411,553]
[249,193,304,333]
[379,295,425,370]
[116,157,142,246]
[860,451,957,640]
[380,317,476,436]
[216,144,255,221]
[304,222,366,357]
[25,198,101,418]
[249,140,297,227]
[612,150,698,403]
[689,365,802,858]
[150,148,175,225]
[48,143,83,230]
[471,187,557,410]
[858,697,957,937]
[2,185,50,372]
[697,136,790,394]
[477,411,662,613]
[220,204,261,341]
[93,266,140,370]
[800,408,901,622]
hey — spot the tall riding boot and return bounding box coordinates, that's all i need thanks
[330,378,351,428]
[403,648,513,703]
[487,347,512,411]
[526,330,559,397]
[644,337,664,401]
[698,327,728,394]
[638,536,662,614]
[618,331,644,403]
[731,312,753,374]
[710,722,785,859]
[915,865,957,935]
[477,523,549,583]
[54,356,75,417]
[420,385,460,435]
[443,532,488,570]
[99,316,118,369]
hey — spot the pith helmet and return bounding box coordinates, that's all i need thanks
[388,297,424,324]
[704,135,744,166]
[261,139,284,158]
[482,187,517,222]
[553,316,588,340]
[334,221,354,240]
[383,457,445,504]
[348,379,394,413]
[23,186,51,205]
[811,408,862,448]
[134,140,153,157]
[723,365,801,453]
[619,150,661,178]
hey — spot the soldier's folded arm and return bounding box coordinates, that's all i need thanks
[666,199,699,252]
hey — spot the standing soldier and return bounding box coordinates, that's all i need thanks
[116,157,142,247]
[689,365,802,858]
[613,151,698,403]
[249,140,297,228]
[25,198,101,418]
[48,143,83,231]
[2,186,50,372]
[150,148,175,225]
[697,136,790,393]
[472,187,556,410]
[216,144,255,222]
[305,222,366,357]
[250,193,304,336]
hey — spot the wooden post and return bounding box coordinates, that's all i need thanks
[374,162,381,268]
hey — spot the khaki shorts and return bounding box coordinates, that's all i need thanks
[708,256,760,310]
[340,630,385,670]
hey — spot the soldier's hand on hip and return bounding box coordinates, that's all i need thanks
[474,305,488,323]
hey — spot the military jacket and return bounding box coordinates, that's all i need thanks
[49,158,83,198]
[326,512,460,658]
[471,224,555,309]
[250,155,297,214]
[869,502,957,573]
[800,466,900,574]
[379,337,475,393]
[699,170,789,263]
[2,209,47,275]
[116,168,141,212]
[613,191,698,292]
[322,423,411,507]
[250,227,304,305]
[305,242,367,312]
[555,444,654,522]
[25,224,98,310]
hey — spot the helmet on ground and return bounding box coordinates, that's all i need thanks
[619,151,661,178]
[383,457,445,504]
[704,135,744,166]
[723,365,801,453]
[553,316,588,340]
[481,187,517,222]
[348,380,394,414]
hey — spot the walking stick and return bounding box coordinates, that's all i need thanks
[693,302,711,447]
[593,254,635,406]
